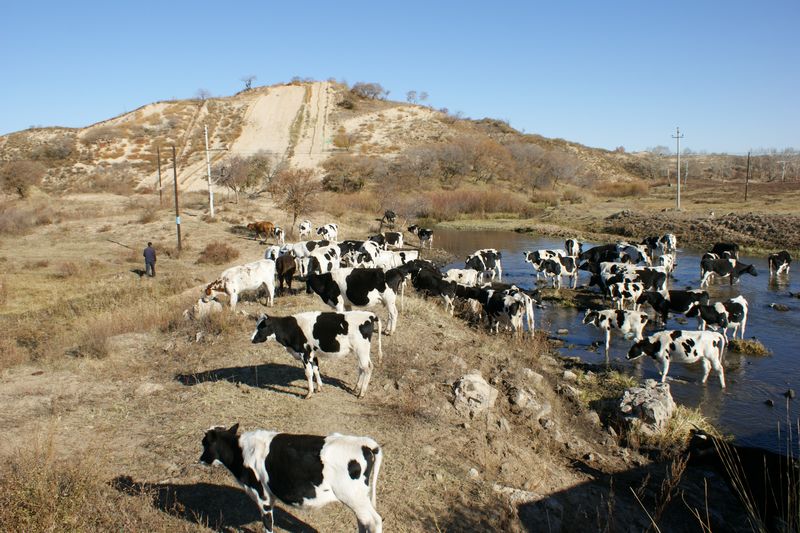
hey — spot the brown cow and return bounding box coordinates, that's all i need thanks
[246,221,275,242]
[275,254,296,295]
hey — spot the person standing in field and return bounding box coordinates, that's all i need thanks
[144,242,156,277]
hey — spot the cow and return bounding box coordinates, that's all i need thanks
[711,242,740,260]
[768,251,792,276]
[265,244,292,261]
[338,240,365,265]
[306,268,400,334]
[482,290,524,335]
[275,254,296,295]
[627,330,727,387]
[583,309,649,359]
[273,226,285,245]
[617,242,652,265]
[538,257,579,289]
[565,239,582,258]
[636,289,710,325]
[467,249,503,281]
[307,245,342,275]
[701,257,757,287]
[298,220,312,239]
[524,249,567,280]
[200,424,383,533]
[444,268,481,287]
[608,280,645,310]
[657,252,676,273]
[579,244,623,265]
[183,296,223,321]
[633,266,669,292]
[205,259,275,310]
[686,429,800,533]
[687,295,748,339]
[247,221,276,243]
[291,240,332,277]
[381,210,396,227]
[373,250,419,271]
[660,234,677,254]
[396,260,457,314]
[367,232,404,250]
[251,311,382,398]
[407,225,434,249]
[641,236,662,260]
[317,223,339,242]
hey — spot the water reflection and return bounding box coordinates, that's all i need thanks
[436,227,800,454]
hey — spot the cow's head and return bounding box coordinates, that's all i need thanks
[627,337,657,360]
[407,224,418,234]
[582,310,599,325]
[742,264,758,277]
[205,279,225,297]
[199,423,239,466]
[251,314,276,343]
[246,223,256,231]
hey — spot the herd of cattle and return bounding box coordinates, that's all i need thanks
[195,217,793,532]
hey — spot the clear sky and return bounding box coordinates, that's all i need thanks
[2,0,798,153]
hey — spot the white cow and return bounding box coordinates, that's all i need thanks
[205,259,276,310]
[583,309,649,359]
[444,268,481,287]
[627,330,726,388]
[298,220,312,239]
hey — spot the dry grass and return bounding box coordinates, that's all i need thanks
[728,338,771,356]
[138,205,159,224]
[577,369,638,407]
[53,261,80,279]
[196,241,240,265]
[0,202,56,236]
[594,179,650,198]
[421,189,536,220]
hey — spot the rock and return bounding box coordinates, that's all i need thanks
[468,467,480,479]
[421,445,436,456]
[765,399,775,407]
[498,417,511,433]
[785,389,796,399]
[583,410,602,427]
[617,379,676,436]
[195,331,204,343]
[584,452,596,462]
[557,328,569,335]
[453,372,498,418]
[523,368,544,388]
[558,384,581,402]
[493,483,542,505]
[449,355,467,370]
[562,370,578,382]
[540,418,555,430]
[135,382,164,396]
[770,303,791,312]
[434,472,443,482]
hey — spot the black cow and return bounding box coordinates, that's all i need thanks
[637,289,710,325]
[768,251,792,276]
[200,424,383,533]
[686,429,800,533]
[580,244,621,264]
[701,257,757,287]
[711,242,740,260]
[634,266,668,292]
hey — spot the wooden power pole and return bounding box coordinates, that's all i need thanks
[172,145,182,251]
[672,127,684,210]
[156,147,163,206]
[745,151,751,202]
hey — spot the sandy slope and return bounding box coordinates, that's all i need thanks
[291,81,334,169]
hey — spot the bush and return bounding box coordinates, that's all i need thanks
[0,161,46,198]
[595,179,650,197]
[350,82,388,100]
[54,262,80,278]
[197,242,239,265]
[138,206,159,224]
[561,189,586,204]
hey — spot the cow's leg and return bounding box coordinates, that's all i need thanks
[660,357,670,383]
[301,352,315,398]
[496,263,502,281]
[267,281,275,306]
[230,292,238,311]
[336,492,382,533]
[604,329,611,360]
[355,352,373,398]
[386,300,398,334]
[700,357,711,384]
[258,499,275,533]
[312,355,323,392]
[712,356,726,388]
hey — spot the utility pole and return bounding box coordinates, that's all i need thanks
[156,146,163,206]
[672,127,684,210]
[745,151,751,202]
[778,160,787,183]
[172,145,182,251]
[204,124,215,217]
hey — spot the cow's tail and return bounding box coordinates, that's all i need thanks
[401,278,406,313]
[375,316,383,362]
[369,444,383,507]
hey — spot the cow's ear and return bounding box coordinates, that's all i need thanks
[228,423,239,435]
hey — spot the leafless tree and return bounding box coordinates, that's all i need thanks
[419,91,428,103]
[332,128,356,151]
[509,142,548,192]
[351,82,388,100]
[196,88,211,101]
[0,161,46,198]
[406,90,418,103]
[268,167,319,235]
[240,75,257,90]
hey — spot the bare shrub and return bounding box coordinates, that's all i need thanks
[595,179,650,197]
[0,203,37,235]
[81,125,121,144]
[561,189,586,204]
[332,127,356,151]
[138,206,159,224]
[54,262,80,279]
[407,189,535,221]
[350,82,388,100]
[89,163,135,195]
[531,190,561,206]
[97,224,113,233]
[197,242,239,265]
[0,161,46,198]
[268,167,319,233]
[321,154,386,192]
[69,326,110,358]
[30,135,75,160]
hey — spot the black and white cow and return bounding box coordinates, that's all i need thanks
[636,289,710,325]
[372,250,419,271]
[617,242,652,265]
[686,429,800,533]
[687,295,748,339]
[307,245,342,275]
[291,240,332,277]
[317,223,339,242]
[466,249,503,283]
[306,268,401,334]
[444,268,481,287]
[627,330,726,387]
[409,268,457,314]
[524,249,566,280]
[200,424,383,533]
[700,257,757,287]
[381,210,396,227]
[583,309,649,359]
[608,280,645,310]
[407,225,434,249]
[298,220,312,239]
[565,239,582,258]
[272,226,285,245]
[711,242,740,260]
[660,233,677,254]
[768,250,792,276]
[251,311,382,398]
[579,244,619,265]
[369,232,404,250]
[539,256,579,289]
[633,266,669,292]
[338,240,365,266]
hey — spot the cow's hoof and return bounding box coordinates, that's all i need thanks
[383,330,392,336]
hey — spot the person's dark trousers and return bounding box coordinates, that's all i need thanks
[146,261,156,277]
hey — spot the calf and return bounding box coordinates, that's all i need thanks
[711,242,740,260]
[583,309,649,359]
[687,295,748,339]
[200,424,383,533]
[317,223,339,242]
[627,330,726,387]
[407,224,434,249]
[686,429,800,533]
[444,268,481,287]
[205,259,276,310]
[701,257,757,287]
[298,220,312,239]
[247,221,276,242]
[768,250,792,275]
[306,268,400,334]
[183,296,223,320]
[273,226,285,245]
[608,280,645,310]
[368,232,404,250]
[381,210,396,227]
[565,238,582,258]
[275,254,296,295]
[252,311,382,398]
[637,289,710,325]
[541,256,579,289]
[265,244,292,261]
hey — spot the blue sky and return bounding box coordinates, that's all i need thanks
[1,1,798,153]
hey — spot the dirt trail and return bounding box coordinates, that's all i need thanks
[291,81,333,169]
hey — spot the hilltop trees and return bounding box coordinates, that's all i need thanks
[240,75,257,91]
[351,82,389,100]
